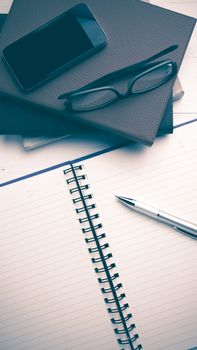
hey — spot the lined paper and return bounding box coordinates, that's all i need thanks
[1,123,196,350]
[0,169,118,350]
[84,123,197,350]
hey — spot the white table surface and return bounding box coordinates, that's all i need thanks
[0,0,196,183]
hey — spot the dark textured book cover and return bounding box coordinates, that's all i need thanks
[1,0,193,142]
[0,14,6,31]
[0,9,173,137]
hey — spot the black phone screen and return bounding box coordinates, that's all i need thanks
[3,4,107,90]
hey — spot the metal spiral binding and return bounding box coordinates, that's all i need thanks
[64,164,142,350]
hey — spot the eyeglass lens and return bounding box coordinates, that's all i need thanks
[70,89,118,111]
[131,62,173,93]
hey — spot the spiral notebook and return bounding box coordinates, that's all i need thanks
[0,122,197,350]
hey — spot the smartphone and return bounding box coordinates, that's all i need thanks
[3,3,107,91]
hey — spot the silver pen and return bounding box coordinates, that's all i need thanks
[116,195,197,240]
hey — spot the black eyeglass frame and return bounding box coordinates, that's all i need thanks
[65,60,177,111]
[58,44,178,112]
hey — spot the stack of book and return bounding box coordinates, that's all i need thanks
[0,0,195,146]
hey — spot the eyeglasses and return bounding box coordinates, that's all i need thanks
[58,45,178,112]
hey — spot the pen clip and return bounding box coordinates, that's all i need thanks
[173,226,197,240]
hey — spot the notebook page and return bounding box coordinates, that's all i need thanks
[0,168,118,350]
[83,123,197,350]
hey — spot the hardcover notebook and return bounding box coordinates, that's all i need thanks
[0,94,173,136]
[0,7,172,136]
[0,0,195,144]
[0,122,196,349]
[0,14,6,31]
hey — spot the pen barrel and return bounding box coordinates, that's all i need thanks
[158,210,197,236]
[134,201,159,217]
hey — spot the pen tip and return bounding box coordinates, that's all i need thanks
[115,195,135,206]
